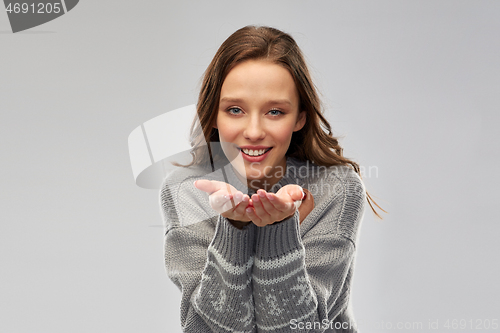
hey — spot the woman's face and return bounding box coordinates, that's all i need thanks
[215,59,306,190]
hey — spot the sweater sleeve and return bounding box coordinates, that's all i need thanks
[251,176,365,332]
[161,180,257,333]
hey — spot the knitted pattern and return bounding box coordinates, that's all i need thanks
[160,157,366,332]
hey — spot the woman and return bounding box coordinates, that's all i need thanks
[160,25,384,333]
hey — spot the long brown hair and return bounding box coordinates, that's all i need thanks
[182,25,386,219]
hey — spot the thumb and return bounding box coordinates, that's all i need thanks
[287,185,305,202]
[193,179,220,195]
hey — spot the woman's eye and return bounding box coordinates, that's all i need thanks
[227,107,242,115]
[268,109,283,116]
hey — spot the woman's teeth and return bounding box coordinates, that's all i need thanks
[241,148,270,156]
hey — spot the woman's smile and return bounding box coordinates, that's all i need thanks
[238,145,273,162]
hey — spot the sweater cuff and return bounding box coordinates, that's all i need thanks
[255,210,302,259]
[209,215,256,266]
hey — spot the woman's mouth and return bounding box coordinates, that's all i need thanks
[238,147,273,162]
[240,148,272,156]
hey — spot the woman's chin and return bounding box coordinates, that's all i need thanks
[244,175,261,182]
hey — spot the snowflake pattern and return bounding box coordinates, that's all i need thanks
[211,289,226,312]
[265,294,284,315]
[290,276,314,306]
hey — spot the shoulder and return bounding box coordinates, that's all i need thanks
[288,157,366,243]
[328,166,366,243]
[159,166,203,212]
[287,157,365,198]
[160,164,208,189]
[159,165,218,229]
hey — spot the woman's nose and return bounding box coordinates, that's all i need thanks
[242,116,266,141]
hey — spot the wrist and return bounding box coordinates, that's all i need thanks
[273,211,295,225]
[228,218,251,229]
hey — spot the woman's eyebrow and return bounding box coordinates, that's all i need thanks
[220,97,244,104]
[220,97,292,106]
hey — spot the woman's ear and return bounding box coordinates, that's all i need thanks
[293,111,306,132]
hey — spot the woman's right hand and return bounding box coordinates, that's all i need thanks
[193,180,252,223]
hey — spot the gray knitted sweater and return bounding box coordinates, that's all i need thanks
[160,156,366,332]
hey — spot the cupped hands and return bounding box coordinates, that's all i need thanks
[194,180,313,227]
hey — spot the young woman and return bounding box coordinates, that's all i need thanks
[160,25,384,333]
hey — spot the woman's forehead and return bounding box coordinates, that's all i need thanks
[220,60,299,106]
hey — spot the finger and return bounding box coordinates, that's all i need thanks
[266,192,291,211]
[246,207,264,226]
[223,196,241,212]
[225,188,238,209]
[233,194,250,217]
[228,191,247,211]
[286,185,304,202]
[193,179,220,194]
[232,191,244,206]
[304,189,314,205]
[294,200,302,210]
[209,193,234,213]
[257,190,280,215]
[302,189,308,200]
[194,179,237,195]
[252,193,271,220]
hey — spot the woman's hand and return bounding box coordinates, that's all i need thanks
[247,184,309,227]
[193,180,252,224]
[194,180,315,228]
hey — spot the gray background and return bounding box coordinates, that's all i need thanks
[1,1,499,332]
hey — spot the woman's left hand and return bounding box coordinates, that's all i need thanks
[247,184,304,227]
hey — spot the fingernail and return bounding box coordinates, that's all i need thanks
[268,193,275,201]
[258,191,265,198]
[193,180,198,187]
[246,208,253,213]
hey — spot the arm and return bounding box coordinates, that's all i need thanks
[251,175,365,332]
[161,181,257,333]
